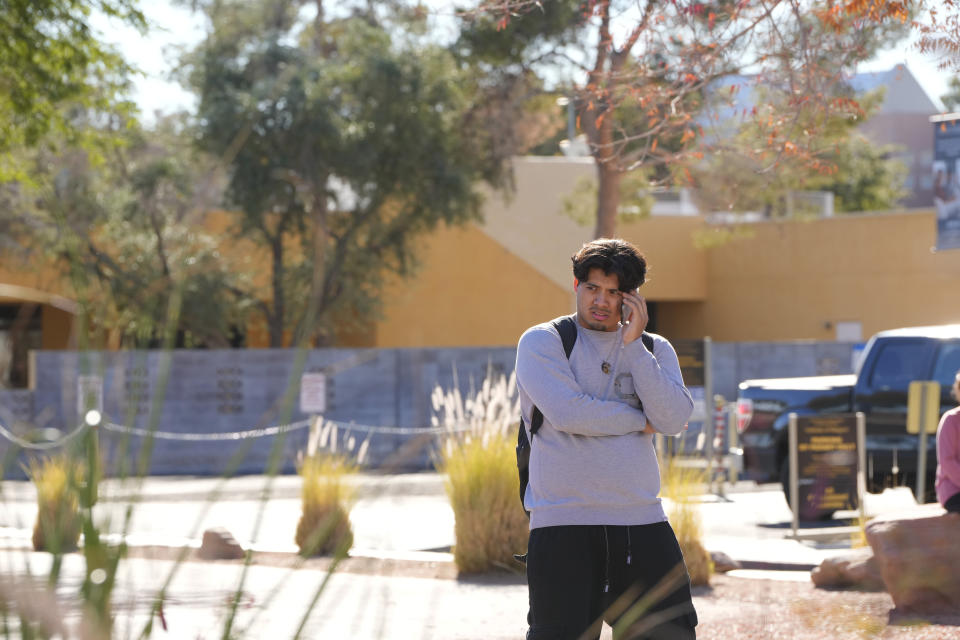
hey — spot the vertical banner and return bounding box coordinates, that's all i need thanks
[931,114,960,250]
[673,338,707,453]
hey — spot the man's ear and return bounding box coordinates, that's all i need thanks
[573,278,580,292]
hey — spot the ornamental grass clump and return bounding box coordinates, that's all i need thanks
[295,453,355,558]
[434,369,528,574]
[28,455,83,553]
[661,455,713,587]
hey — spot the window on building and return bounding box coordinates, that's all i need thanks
[0,304,42,388]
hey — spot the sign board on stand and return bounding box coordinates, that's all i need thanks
[788,413,859,528]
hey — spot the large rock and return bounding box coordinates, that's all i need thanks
[198,527,245,560]
[811,548,883,591]
[865,511,960,614]
[709,551,741,574]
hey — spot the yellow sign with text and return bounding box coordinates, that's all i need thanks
[907,381,941,435]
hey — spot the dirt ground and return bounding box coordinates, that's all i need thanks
[694,574,960,639]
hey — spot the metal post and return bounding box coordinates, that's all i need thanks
[789,413,799,538]
[705,402,715,495]
[727,402,739,486]
[917,385,930,504]
[856,412,866,524]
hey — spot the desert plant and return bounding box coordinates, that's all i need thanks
[661,455,713,587]
[439,430,529,573]
[433,369,527,573]
[294,454,355,558]
[27,455,83,553]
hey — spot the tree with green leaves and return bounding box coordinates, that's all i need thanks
[0,0,146,179]
[459,0,910,237]
[181,0,506,347]
[2,117,250,348]
[692,88,907,216]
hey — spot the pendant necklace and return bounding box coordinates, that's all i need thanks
[578,326,621,375]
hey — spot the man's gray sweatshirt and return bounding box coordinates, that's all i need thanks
[515,317,694,530]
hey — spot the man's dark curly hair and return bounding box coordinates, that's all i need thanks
[571,238,647,291]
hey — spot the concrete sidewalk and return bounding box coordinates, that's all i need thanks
[0,473,925,571]
[0,473,937,639]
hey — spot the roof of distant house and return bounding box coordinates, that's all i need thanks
[701,63,937,128]
[847,63,939,114]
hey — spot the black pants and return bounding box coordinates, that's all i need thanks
[526,522,698,640]
[945,492,960,513]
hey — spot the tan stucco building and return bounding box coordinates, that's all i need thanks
[2,157,959,383]
[362,157,960,348]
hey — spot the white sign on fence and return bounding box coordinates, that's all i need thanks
[299,373,327,414]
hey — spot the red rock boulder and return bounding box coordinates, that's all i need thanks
[199,527,245,560]
[865,511,960,614]
[811,548,883,591]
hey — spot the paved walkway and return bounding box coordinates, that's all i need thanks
[0,473,937,638]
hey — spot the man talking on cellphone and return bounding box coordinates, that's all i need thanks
[515,238,698,639]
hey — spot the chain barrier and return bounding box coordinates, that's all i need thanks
[99,419,465,440]
[0,416,469,449]
[0,421,89,451]
[100,419,313,441]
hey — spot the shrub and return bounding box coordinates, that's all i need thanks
[661,455,713,587]
[433,369,527,573]
[294,454,355,558]
[439,431,528,573]
[28,456,83,553]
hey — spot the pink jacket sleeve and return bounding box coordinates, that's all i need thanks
[937,412,960,489]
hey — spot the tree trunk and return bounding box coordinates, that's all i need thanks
[594,161,622,239]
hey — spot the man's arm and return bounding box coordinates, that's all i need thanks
[623,336,693,436]
[516,325,647,437]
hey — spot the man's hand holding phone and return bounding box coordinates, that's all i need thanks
[620,289,648,346]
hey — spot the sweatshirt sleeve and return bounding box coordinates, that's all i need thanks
[622,335,694,436]
[516,325,648,437]
[938,412,960,489]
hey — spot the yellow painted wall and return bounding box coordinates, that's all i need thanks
[617,216,707,301]
[700,210,960,341]
[374,223,572,347]
[373,208,960,345]
[41,306,74,349]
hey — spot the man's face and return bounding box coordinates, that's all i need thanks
[575,267,623,332]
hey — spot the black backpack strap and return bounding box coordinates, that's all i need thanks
[554,315,578,359]
[530,315,578,436]
[641,331,654,355]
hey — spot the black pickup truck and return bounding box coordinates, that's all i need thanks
[736,325,960,502]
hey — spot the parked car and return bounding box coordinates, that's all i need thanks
[736,324,960,504]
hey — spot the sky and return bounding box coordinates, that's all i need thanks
[96,1,958,123]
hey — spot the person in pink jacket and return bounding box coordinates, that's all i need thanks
[936,370,960,513]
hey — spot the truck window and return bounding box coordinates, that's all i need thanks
[867,341,932,391]
[932,341,960,388]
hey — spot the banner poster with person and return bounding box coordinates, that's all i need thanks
[932,114,960,250]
